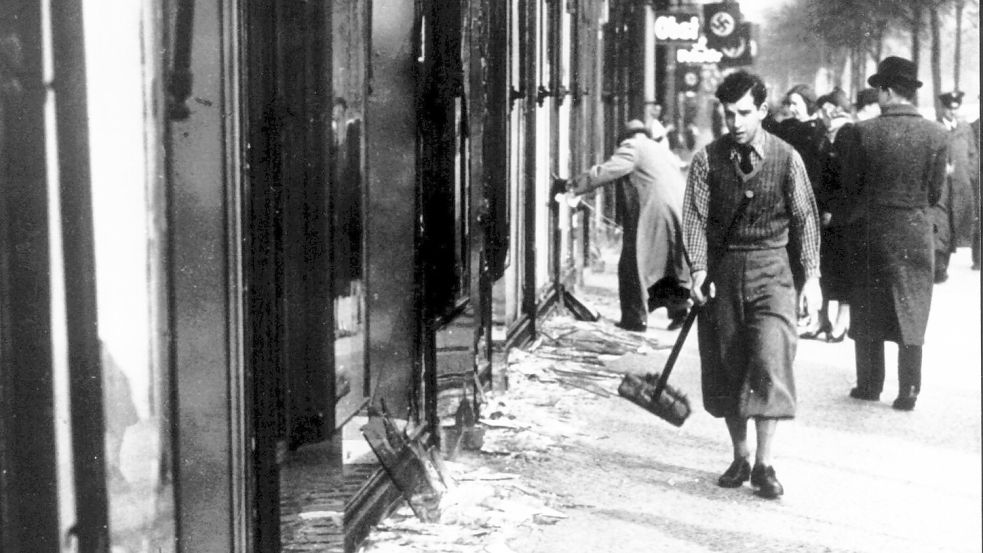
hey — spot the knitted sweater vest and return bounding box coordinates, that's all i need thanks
[705,131,799,252]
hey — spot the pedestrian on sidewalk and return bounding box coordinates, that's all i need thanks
[682,71,822,499]
[765,84,826,334]
[837,56,948,411]
[935,90,979,279]
[801,88,855,343]
[568,119,692,332]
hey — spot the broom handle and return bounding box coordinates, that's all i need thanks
[653,189,754,400]
[652,305,700,399]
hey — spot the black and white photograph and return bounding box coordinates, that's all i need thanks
[0,1,979,552]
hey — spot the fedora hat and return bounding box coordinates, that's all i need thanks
[939,90,964,109]
[867,56,922,89]
[619,119,652,142]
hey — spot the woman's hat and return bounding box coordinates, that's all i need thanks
[867,56,922,89]
[817,88,852,113]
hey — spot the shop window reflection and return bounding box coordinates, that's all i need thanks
[333,102,366,410]
[83,0,174,550]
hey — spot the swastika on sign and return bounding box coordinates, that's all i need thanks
[709,12,735,37]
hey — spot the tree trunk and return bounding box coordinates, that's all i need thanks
[955,0,963,90]
[852,45,863,99]
[874,19,886,64]
[911,4,922,104]
[930,5,942,120]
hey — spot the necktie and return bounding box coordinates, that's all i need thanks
[738,144,754,174]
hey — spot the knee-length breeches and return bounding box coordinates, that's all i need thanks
[697,248,798,419]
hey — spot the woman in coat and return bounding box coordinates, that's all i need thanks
[568,119,691,331]
[767,84,828,312]
[772,84,828,190]
[809,88,855,342]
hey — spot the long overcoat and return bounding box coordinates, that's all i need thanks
[941,119,979,248]
[839,104,948,346]
[583,135,691,297]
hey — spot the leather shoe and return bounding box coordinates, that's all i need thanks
[717,458,751,488]
[892,394,917,411]
[849,387,880,401]
[799,322,831,340]
[666,311,688,331]
[615,321,646,332]
[750,464,784,499]
[826,327,848,343]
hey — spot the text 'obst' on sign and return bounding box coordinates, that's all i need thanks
[654,15,700,42]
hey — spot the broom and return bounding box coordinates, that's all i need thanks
[618,189,755,427]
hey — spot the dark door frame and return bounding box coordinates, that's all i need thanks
[242,0,336,550]
[0,3,62,550]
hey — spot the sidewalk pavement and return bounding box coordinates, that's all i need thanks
[357,247,982,553]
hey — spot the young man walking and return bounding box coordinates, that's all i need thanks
[683,71,822,499]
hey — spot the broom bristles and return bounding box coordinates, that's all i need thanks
[618,372,692,427]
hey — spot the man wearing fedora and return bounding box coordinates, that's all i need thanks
[838,56,948,411]
[568,120,692,332]
[936,90,980,274]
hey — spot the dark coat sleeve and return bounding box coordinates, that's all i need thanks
[928,130,948,207]
[967,122,980,189]
[834,123,864,223]
[817,124,853,217]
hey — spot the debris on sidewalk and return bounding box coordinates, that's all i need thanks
[440,385,486,460]
[362,405,448,523]
[357,462,566,553]
[561,287,601,322]
[534,315,669,358]
[358,311,669,551]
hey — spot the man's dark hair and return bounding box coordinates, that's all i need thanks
[715,71,767,107]
[882,83,916,102]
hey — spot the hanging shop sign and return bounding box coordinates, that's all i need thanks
[675,37,723,65]
[702,2,743,50]
[717,22,756,67]
[675,63,702,94]
[654,13,700,43]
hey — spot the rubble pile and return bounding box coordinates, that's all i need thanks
[357,463,566,553]
[358,314,666,552]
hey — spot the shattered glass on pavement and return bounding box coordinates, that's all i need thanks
[357,315,664,552]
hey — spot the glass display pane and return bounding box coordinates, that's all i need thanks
[333,0,368,423]
[82,1,174,551]
[534,0,552,293]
